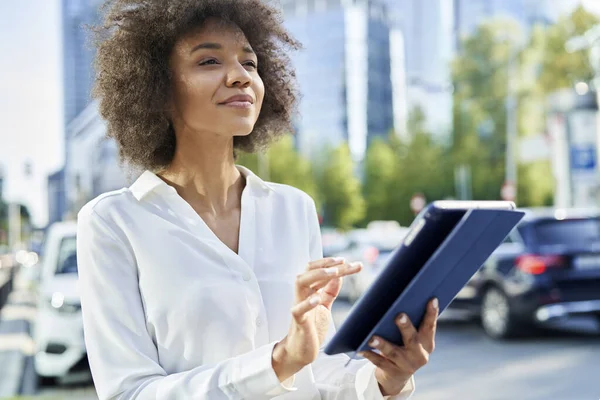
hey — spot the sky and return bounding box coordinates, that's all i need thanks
[1,0,600,228]
[0,0,63,227]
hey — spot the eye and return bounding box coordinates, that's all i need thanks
[198,58,219,66]
[243,60,258,69]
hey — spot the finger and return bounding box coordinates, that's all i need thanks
[308,263,362,291]
[396,314,431,371]
[395,313,419,349]
[290,293,321,323]
[317,278,341,309]
[358,350,397,371]
[307,257,346,271]
[320,276,343,298]
[368,336,407,367]
[418,298,439,354]
[298,262,362,289]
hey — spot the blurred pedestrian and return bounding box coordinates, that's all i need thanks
[77,1,438,399]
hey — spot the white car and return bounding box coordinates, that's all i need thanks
[335,224,410,303]
[34,221,88,382]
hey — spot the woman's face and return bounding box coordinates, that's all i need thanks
[168,18,265,140]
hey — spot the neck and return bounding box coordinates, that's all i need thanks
[158,132,244,214]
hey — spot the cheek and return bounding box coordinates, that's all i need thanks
[254,75,265,109]
[175,74,215,115]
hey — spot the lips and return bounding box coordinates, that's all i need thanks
[219,94,254,105]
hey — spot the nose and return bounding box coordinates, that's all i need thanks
[225,63,252,88]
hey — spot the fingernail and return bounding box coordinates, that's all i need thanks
[432,298,439,309]
[358,352,366,358]
[353,262,363,270]
[398,314,408,324]
[332,257,345,263]
[324,267,338,275]
[369,337,380,347]
[310,295,321,306]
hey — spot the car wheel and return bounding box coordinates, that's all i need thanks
[594,313,600,328]
[481,287,519,339]
[38,376,57,387]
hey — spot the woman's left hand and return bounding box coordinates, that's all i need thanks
[359,298,439,397]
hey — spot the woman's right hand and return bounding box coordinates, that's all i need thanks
[272,257,363,382]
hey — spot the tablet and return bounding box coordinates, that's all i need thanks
[324,200,525,356]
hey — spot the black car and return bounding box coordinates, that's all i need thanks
[451,208,600,339]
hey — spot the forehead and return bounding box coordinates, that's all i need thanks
[176,18,251,50]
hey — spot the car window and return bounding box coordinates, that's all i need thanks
[56,236,77,274]
[529,218,600,246]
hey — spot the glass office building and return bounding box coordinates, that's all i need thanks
[382,0,454,139]
[48,0,102,225]
[281,0,394,161]
[62,0,102,127]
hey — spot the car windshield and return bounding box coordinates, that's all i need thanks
[530,218,600,246]
[56,236,77,274]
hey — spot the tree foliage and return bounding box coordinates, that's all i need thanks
[237,135,318,203]
[362,108,454,226]
[450,7,599,207]
[539,5,599,92]
[315,144,365,230]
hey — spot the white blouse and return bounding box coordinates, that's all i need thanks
[76,166,415,400]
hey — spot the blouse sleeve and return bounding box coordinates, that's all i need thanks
[77,206,295,400]
[304,197,416,400]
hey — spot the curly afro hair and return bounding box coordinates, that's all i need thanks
[92,0,301,172]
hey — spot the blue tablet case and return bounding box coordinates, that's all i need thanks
[324,201,525,356]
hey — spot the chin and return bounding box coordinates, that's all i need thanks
[232,129,253,137]
[228,122,256,137]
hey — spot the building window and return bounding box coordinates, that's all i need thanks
[326,0,341,9]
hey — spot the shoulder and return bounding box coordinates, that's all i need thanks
[264,182,317,211]
[77,188,135,231]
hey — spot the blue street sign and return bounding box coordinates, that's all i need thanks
[570,146,596,171]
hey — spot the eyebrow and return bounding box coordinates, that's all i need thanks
[190,42,255,55]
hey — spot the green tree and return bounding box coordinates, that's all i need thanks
[0,200,7,245]
[362,138,397,222]
[539,5,599,92]
[387,108,454,225]
[268,135,318,201]
[316,144,365,230]
[452,18,524,195]
[235,151,259,174]
[517,6,599,206]
[236,135,319,204]
[0,202,32,245]
[451,9,599,207]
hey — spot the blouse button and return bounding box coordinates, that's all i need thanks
[243,273,251,281]
[256,317,262,327]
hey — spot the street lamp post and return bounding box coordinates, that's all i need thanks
[505,46,519,202]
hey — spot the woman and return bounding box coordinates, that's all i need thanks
[77,1,438,399]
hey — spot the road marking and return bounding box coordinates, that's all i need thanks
[0,304,37,322]
[8,290,37,305]
[0,333,35,355]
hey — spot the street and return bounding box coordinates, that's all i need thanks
[332,301,600,400]
[10,300,599,399]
